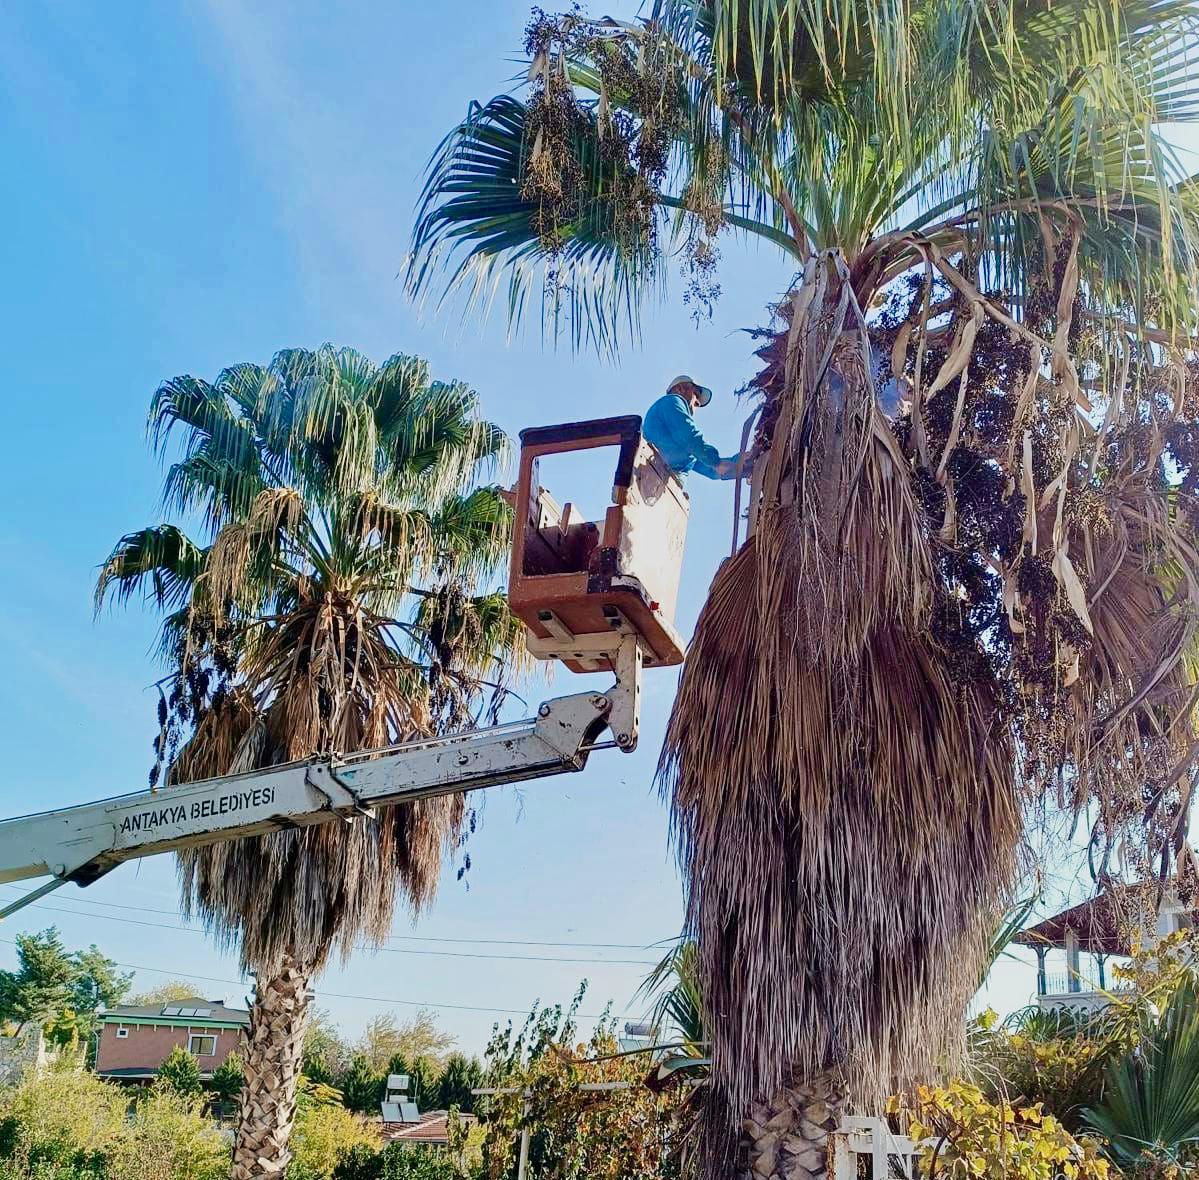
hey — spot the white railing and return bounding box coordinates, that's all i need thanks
[830,1117,920,1180]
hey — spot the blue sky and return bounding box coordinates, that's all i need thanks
[0,0,1115,1054]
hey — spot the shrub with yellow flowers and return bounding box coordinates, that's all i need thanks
[971,1009,1114,1135]
[893,1082,1111,1180]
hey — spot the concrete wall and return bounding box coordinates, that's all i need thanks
[95,1022,245,1077]
[0,1023,78,1084]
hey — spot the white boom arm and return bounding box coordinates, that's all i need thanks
[0,636,643,920]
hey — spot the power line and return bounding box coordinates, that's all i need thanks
[0,886,666,952]
[0,938,639,1022]
[2,897,658,966]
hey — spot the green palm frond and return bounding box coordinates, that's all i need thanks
[638,939,708,1052]
[411,0,1199,353]
[95,525,208,613]
[977,890,1043,991]
[407,93,667,354]
[1084,976,1199,1168]
[428,486,513,578]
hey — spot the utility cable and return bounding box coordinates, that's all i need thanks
[1,896,659,966]
[0,886,666,951]
[0,937,641,1022]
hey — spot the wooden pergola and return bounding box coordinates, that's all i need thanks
[1013,886,1152,995]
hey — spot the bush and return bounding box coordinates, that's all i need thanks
[973,1021,1114,1134]
[0,1071,126,1162]
[287,1096,380,1180]
[115,1084,228,1180]
[899,1081,1111,1180]
[209,1054,244,1105]
[332,1144,461,1180]
[0,1069,228,1180]
[156,1047,201,1099]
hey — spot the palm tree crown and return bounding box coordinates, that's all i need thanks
[409,0,1199,352]
[409,3,1199,1173]
[97,345,522,974]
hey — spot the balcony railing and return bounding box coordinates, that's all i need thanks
[1040,970,1135,997]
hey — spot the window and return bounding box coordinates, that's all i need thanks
[188,1034,217,1057]
[116,1027,129,1039]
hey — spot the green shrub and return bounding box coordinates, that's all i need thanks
[331,1144,460,1180]
[287,1098,379,1180]
[209,1054,244,1105]
[0,1071,126,1162]
[156,1047,202,1099]
[0,1069,228,1180]
[116,1084,228,1180]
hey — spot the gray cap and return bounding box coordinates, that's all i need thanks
[667,374,712,407]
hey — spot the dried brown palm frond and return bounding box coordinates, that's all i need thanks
[662,252,1023,1167]
[668,221,1199,1169]
[1059,482,1199,876]
[173,583,456,976]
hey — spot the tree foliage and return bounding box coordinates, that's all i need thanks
[437,1053,483,1113]
[305,1009,354,1085]
[0,929,130,1044]
[210,1053,246,1104]
[339,1056,385,1117]
[355,1011,456,1074]
[474,989,690,1180]
[158,1046,203,1099]
[126,981,206,1007]
[96,346,525,977]
[0,1068,227,1180]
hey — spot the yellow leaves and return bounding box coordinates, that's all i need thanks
[902,1082,1110,1180]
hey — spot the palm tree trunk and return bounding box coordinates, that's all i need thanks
[742,1074,844,1180]
[232,957,312,1179]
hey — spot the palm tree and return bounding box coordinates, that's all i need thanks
[96,346,522,1178]
[408,3,1199,1177]
[1085,973,1199,1173]
[640,939,707,1055]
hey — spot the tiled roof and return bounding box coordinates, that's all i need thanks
[383,1111,475,1143]
[99,996,250,1026]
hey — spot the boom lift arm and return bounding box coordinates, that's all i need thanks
[0,415,689,922]
[0,635,643,919]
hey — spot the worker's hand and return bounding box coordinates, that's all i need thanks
[714,459,739,479]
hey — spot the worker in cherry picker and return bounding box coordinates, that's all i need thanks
[643,375,744,481]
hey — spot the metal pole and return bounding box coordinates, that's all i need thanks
[516,1098,531,1180]
[0,876,71,920]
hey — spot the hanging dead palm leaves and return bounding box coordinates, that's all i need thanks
[663,251,1023,1168]
[664,233,1199,1172]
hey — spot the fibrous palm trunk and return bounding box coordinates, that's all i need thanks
[232,957,313,1179]
[663,255,1021,1179]
[742,1075,844,1180]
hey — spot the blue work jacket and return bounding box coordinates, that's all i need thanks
[643,393,731,480]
